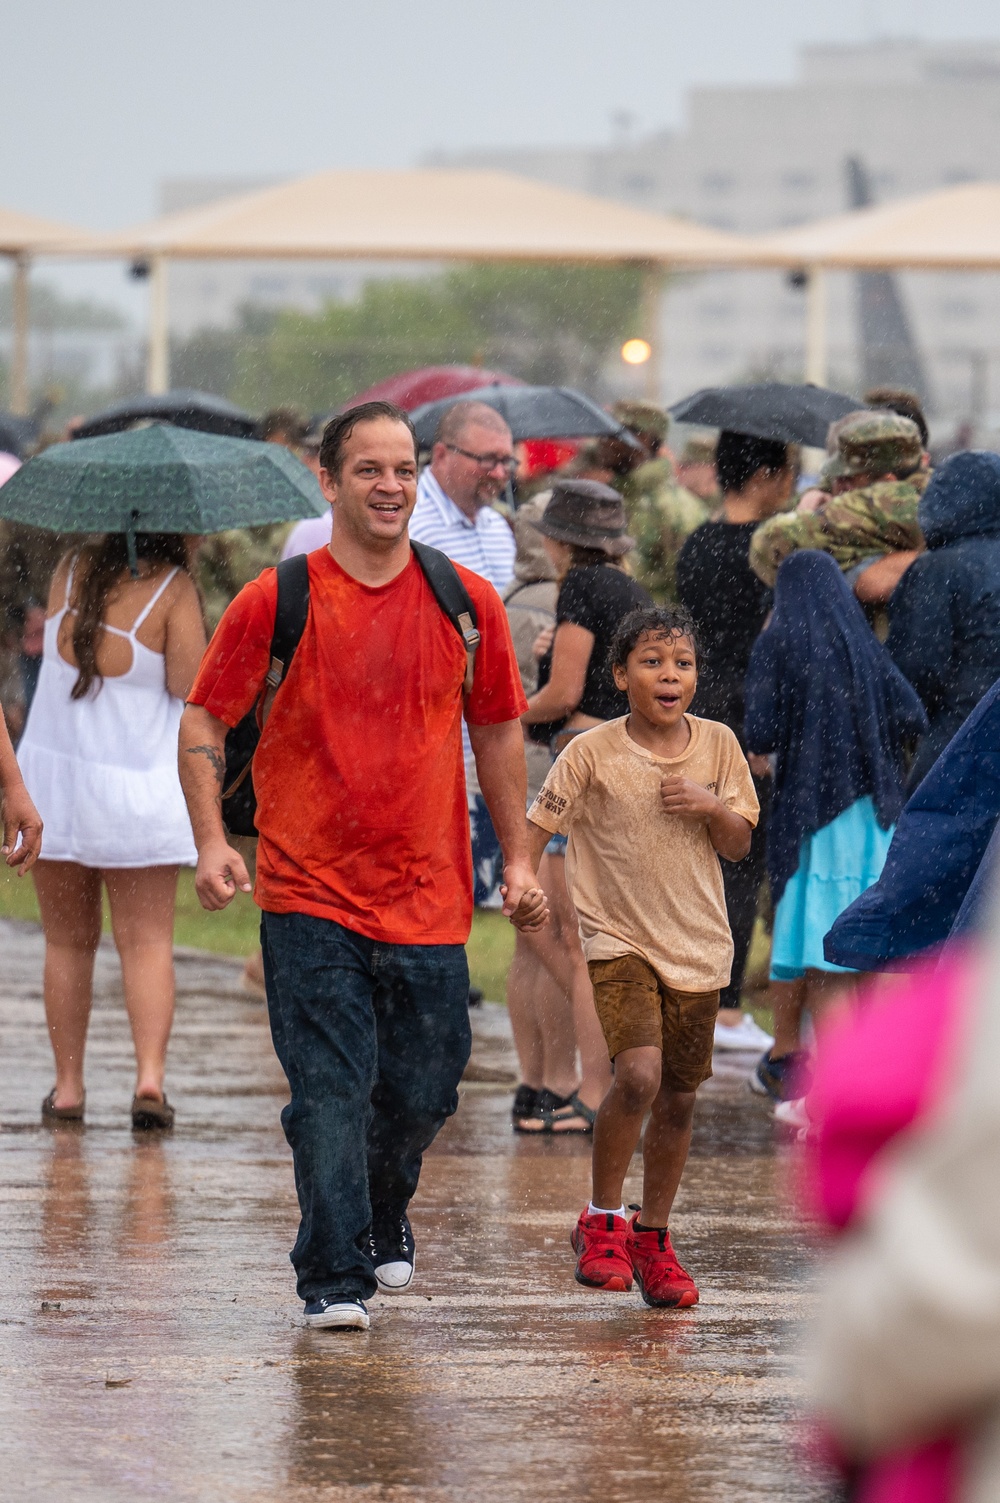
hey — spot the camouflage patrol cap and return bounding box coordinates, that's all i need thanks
[610,400,669,442]
[828,410,922,480]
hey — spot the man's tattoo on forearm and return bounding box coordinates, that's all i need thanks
[186,744,226,788]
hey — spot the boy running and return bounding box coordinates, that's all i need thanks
[527,606,758,1307]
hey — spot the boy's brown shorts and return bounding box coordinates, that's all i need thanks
[587,953,720,1092]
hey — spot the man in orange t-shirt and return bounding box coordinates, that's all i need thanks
[180,401,546,1332]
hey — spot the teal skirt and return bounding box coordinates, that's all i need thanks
[770,796,893,980]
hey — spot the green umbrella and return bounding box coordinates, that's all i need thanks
[0,423,327,552]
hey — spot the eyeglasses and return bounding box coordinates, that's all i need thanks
[445,442,518,475]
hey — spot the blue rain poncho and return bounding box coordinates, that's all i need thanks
[744,550,927,906]
[824,676,1000,969]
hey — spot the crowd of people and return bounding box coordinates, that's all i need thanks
[2,373,1000,1493]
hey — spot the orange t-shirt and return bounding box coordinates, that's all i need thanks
[188,547,527,944]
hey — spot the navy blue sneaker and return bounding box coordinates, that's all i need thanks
[365,1212,414,1293]
[750,1049,813,1103]
[303,1296,370,1330]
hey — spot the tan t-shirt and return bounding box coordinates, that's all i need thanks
[529,715,759,992]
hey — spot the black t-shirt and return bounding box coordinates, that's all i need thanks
[533,565,652,740]
[676,520,772,741]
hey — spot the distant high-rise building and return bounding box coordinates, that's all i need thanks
[430,39,1000,425]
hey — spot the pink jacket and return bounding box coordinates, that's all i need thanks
[806,952,970,1503]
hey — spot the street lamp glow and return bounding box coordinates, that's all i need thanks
[621,338,652,366]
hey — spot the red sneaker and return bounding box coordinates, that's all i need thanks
[571,1208,633,1291]
[626,1214,699,1308]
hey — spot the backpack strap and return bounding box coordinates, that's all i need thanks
[410,540,481,694]
[259,551,310,727]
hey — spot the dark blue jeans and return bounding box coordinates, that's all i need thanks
[260,912,472,1303]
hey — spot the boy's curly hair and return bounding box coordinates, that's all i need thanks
[609,606,699,670]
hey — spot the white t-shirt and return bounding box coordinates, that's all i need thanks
[281,513,332,560]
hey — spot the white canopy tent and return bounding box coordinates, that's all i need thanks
[746,182,1000,386]
[85,168,756,398]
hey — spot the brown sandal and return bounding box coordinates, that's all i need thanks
[131,1094,175,1131]
[41,1089,85,1124]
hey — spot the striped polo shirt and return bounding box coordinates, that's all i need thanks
[408,467,516,594]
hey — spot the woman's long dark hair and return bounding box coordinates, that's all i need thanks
[70,533,189,700]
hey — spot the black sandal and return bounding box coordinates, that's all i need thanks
[545,1092,596,1135]
[512,1084,549,1133]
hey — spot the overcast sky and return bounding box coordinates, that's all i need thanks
[4,0,1000,314]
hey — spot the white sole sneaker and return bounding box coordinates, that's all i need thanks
[304,1301,370,1331]
[714,1013,775,1052]
[375,1258,414,1294]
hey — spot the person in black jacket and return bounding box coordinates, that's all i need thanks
[676,431,795,1050]
[887,450,1000,789]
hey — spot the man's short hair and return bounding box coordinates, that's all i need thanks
[257,406,311,444]
[863,386,930,448]
[434,401,513,448]
[716,431,789,494]
[610,605,699,670]
[319,401,418,478]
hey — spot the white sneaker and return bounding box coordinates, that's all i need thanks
[303,1296,370,1330]
[374,1259,415,1293]
[773,1096,810,1132]
[713,1012,775,1052]
[367,1213,415,1294]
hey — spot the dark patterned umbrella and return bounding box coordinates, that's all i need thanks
[0,422,326,538]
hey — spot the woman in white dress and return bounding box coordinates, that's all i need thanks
[18,532,207,1129]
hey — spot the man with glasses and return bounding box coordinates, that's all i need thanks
[410,402,519,912]
[409,401,518,593]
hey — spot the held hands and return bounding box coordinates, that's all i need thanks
[1,782,43,874]
[500,861,550,932]
[659,774,720,823]
[195,837,253,911]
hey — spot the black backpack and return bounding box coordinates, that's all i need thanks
[221,542,481,837]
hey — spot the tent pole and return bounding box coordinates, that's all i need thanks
[641,262,665,403]
[147,256,170,394]
[804,265,828,386]
[10,254,30,416]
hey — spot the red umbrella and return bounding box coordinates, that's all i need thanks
[342,365,522,413]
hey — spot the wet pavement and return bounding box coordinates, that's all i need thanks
[0,918,827,1501]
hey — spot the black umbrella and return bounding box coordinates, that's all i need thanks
[669,383,863,448]
[0,410,39,459]
[74,389,256,441]
[410,384,641,449]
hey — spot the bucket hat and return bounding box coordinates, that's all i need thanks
[531,479,635,557]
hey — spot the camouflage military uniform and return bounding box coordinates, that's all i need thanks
[196,524,292,633]
[750,411,927,588]
[593,401,706,601]
[620,457,709,601]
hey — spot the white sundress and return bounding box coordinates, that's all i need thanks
[18,563,198,868]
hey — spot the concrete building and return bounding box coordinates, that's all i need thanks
[430,39,1000,427]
